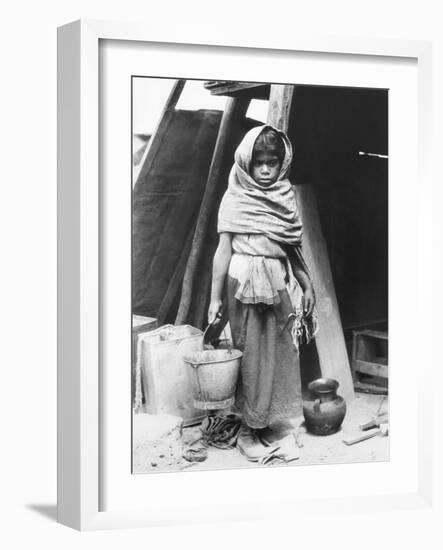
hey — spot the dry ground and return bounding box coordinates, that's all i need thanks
[133,392,389,474]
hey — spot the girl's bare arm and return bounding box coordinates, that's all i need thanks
[285,245,316,315]
[208,232,233,324]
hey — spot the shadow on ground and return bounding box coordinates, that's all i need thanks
[26,504,57,522]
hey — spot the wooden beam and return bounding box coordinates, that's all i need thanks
[295,184,355,402]
[156,228,194,325]
[266,83,354,403]
[353,360,388,379]
[134,79,185,185]
[267,84,295,132]
[342,428,382,446]
[204,81,270,99]
[175,95,251,324]
[353,380,388,395]
[189,244,214,329]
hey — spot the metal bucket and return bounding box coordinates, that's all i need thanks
[183,349,242,410]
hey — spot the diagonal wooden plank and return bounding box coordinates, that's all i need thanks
[134,79,185,186]
[175,95,251,324]
[294,184,354,402]
[267,83,354,402]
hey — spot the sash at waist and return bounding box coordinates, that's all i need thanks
[228,253,288,305]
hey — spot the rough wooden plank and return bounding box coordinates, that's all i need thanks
[204,81,269,99]
[353,329,388,340]
[267,84,295,132]
[134,79,185,185]
[343,428,381,446]
[189,240,214,329]
[295,184,355,403]
[156,228,194,325]
[266,84,354,402]
[175,95,251,324]
[353,380,388,395]
[359,413,388,430]
[353,359,389,378]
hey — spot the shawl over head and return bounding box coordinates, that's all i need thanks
[217,125,303,245]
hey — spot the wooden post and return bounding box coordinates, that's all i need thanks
[134,79,185,186]
[156,228,194,325]
[175,95,250,325]
[267,84,295,131]
[189,244,214,329]
[267,83,354,402]
[295,184,354,402]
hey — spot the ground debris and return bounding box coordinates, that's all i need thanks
[183,447,208,463]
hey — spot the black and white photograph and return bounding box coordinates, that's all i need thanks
[1,0,440,539]
[131,77,389,474]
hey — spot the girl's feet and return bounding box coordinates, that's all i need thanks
[236,424,267,461]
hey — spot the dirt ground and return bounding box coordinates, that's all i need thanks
[133,392,389,474]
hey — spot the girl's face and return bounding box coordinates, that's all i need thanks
[250,152,282,187]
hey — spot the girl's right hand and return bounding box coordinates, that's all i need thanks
[207,299,222,325]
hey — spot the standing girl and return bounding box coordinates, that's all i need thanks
[208,125,317,461]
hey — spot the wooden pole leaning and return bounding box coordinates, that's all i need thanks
[175,95,250,325]
[294,184,355,402]
[156,228,194,325]
[267,84,295,133]
[134,79,186,186]
[267,83,354,403]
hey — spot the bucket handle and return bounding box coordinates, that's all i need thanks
[203,320,233,355]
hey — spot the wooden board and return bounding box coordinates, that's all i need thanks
[343,428,381,446]
[352,329,388,379]
[353,329,388,340]
[175,95,251,324]
[204,81,270,99]
[353,380,388,395]
[267,84,294,133]
[266,84,354,403]
[294,184,355,403]
[353,360,388,378]
[134,80,185,185]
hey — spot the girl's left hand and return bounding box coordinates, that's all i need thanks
[303,287,315,316]
[208,298,223,325]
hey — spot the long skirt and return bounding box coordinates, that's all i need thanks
[226,275,302,429]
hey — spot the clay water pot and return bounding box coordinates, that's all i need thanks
[302,378,346,435]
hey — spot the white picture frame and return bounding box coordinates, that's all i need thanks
[57,19,433,530]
